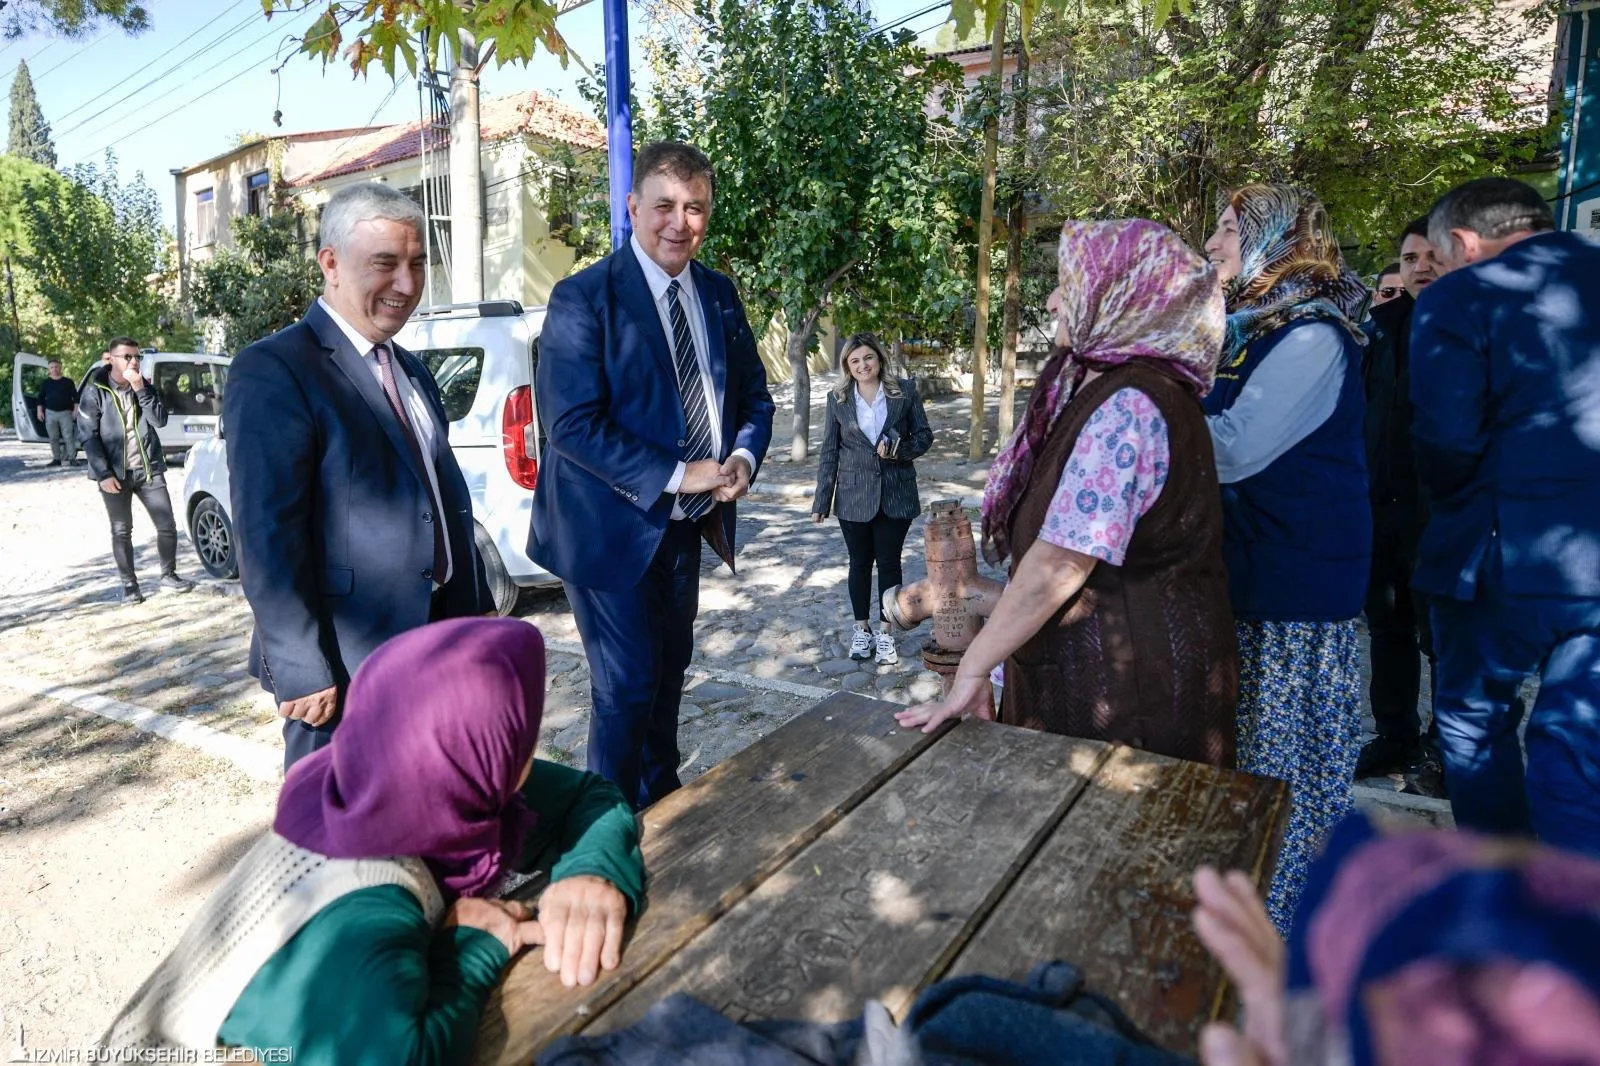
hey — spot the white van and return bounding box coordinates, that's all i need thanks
[180,300,558,614]
[11,349,231,463]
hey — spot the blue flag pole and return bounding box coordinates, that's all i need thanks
[603,0,634,249]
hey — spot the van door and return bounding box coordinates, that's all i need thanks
[11,352,50,443]
[147,356,229,453]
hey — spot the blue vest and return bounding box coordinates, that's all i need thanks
[1204,319,1372,622]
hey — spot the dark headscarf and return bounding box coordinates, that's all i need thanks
[274,618,545,903]
[981,219,1225,565]
[1286,814,1600,1065]
[1221,184,1369,359]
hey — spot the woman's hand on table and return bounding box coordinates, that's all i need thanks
[1192,866,1286,1066]
[536,875,628,988]
[443,898,542,957]
[894,674,995,734]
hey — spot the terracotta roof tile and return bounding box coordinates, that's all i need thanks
[286,88,604,188]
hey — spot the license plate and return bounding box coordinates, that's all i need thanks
[184,424,214,436]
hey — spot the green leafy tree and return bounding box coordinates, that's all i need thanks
[1027,0,1554,265]
[263,0,571,77]
[643,0,968,459]
[0,0,147,38]
[191,204,324,353]
[17,153,192,363]
[8,61,56,168]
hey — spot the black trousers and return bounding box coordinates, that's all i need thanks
[838,511,913,623]
[98,469,178,589]
[1366,502,1433,744]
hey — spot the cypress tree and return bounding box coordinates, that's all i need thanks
[8,61,57,169]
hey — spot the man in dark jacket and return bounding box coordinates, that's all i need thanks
[1412,177,1600,857]
[1356,217,1443,782]
[78,337,195,604]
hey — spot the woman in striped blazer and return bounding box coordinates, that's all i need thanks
[811,333,934,664]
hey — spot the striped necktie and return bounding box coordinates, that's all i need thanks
[667,279,717,520]
[374,344,450,583]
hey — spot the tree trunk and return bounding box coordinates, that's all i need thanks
[969,6,1008,460]
[788,305,824,461]
[999,39,1029,449]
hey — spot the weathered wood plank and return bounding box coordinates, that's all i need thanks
[946,744,1289,1054]
[587,717,1112,1034]
[474,691,940,1064]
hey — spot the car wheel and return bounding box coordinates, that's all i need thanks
[475,523,518,617]
[190,496,239,580]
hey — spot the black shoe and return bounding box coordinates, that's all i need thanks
[121,586,145,605]
[47,460,61,467]
[1356,735,1424,778]
[160,574,195,593]
[1403,756,1449,799]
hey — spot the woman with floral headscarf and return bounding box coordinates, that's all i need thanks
[899,219,1237,769]
[1202,185,1373,933]
[102,618,645,1063]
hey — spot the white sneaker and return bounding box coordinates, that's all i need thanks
[849,627,873,660]
[874,631,899,665]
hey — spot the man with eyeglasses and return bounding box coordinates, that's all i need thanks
[78,337,195,604]
[1356,216,1444,791]
[1371,264,1404,307]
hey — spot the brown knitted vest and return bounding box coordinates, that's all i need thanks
[999,363,1238,768]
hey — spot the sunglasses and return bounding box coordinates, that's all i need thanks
[1376,286,1404,300]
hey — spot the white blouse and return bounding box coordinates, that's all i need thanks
[854,384,889,443]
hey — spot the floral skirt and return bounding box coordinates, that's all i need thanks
[1236,619,1362,933]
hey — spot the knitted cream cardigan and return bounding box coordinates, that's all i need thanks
[102,831,444,1050]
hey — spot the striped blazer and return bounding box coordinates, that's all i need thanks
[812,378,934,522]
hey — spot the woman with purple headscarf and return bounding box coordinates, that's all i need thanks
[103,618,645,1062]
[899,219,1237,769]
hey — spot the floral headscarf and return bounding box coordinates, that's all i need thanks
[980,218,1224,565]
[1222,184,1369,357]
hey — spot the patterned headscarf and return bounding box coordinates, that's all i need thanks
[275,618,545,903]
[980,219,1224,566]
[1221,184,1369,358]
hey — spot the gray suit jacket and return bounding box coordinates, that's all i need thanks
[812,378,933,522]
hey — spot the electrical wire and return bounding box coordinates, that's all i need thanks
[52,0,263,135]
[72,7,322,162]
[68,12,313,150]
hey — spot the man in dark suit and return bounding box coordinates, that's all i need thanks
[1356,216,1444,785]
[1411,177,1600,857]
[530,141,774,808]
[224,182,492,769]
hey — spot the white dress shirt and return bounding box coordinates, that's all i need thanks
[854,383,889,444]
[629,236,757,518]
[318,297,453,586]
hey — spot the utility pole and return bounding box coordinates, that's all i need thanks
[602,0,634,248]
[998,39,1029,447]
[968,6,1006,460]
[449,28,484,303]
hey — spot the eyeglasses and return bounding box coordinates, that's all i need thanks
[1376,286,1404,300]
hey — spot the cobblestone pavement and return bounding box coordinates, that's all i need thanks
[0,382,1453,1043]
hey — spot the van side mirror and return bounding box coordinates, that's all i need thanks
[216,416,226,441]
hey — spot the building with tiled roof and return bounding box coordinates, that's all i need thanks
[172,88,605,316]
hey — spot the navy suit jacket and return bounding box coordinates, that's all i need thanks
[223,301,492,704]
[1410,230,1600,602]
[529,248,775,593]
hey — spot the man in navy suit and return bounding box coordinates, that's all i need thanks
[1411,177,1600,857]
[530,141,774,808]
[224,182,493,769]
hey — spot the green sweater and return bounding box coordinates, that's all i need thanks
[216,761,643,1065]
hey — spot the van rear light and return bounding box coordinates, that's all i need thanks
[502,385,539,489]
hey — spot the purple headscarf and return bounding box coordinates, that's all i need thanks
[981,219,1224,565]
[275,617,545,902]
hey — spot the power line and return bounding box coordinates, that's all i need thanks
[32,26,112,81]
[66,12,299,147]
[52,0,261,135]
[75,7,322,162]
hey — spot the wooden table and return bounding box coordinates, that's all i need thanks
[475,692,1288,1063]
